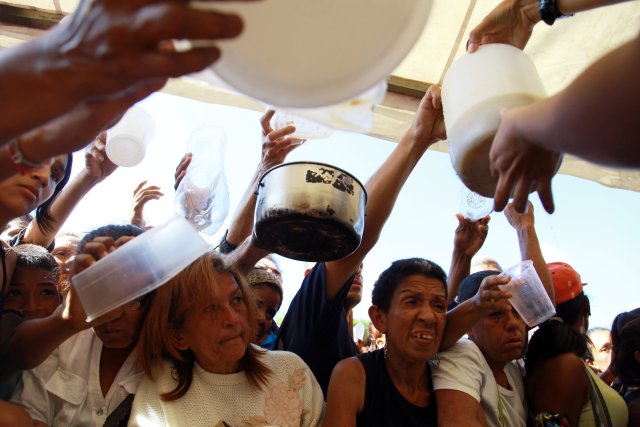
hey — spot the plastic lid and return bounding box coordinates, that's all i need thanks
[204,0,432,108]
[72,216,210,322]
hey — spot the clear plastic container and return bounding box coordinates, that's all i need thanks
[498,260,556,327]
[273,111,334,140]
[72,216,210,322]
[105,106,155,167]
[458,185,493,221]
[174,125,230,235]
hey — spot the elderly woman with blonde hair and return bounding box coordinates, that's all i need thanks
[129,251,324,427]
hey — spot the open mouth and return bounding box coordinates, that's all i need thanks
[411,332,435,342]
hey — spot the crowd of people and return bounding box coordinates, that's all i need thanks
[0,0,638,425]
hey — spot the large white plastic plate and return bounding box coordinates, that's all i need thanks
[197,0,432,108]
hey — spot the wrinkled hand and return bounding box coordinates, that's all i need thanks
[259,110,306,172]
[46,0,252,99]
[174,152,192,190]
[490,107,563,214]
[504,201,535,231]
[131,180,164,227]
[84,131,118,180]
[467,0,540,52]
[410,85,446,149]
[471,274,512,317]
[453,214,490,258]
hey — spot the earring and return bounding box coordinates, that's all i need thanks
[383,332,389,360]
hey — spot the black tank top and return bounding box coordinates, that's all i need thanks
[355,349,437,427]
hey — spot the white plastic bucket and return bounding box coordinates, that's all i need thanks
[442,44,547,197]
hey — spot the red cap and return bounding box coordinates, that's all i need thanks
[547,262,583,304]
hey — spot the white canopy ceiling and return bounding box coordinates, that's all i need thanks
[1,0,639,191]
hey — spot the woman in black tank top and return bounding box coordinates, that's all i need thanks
[323,258,447,427]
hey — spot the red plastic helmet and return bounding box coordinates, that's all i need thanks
[547,262,583,304]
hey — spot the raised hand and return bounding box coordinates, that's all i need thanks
[453,214,490,259]
[467,0,540,53]
[84,131,118,181]
[504,200,535,231]
[174,152,193,191]
[131,180,164,227]
[409,85,446,150]
[471,274,512,317]
[259,110,306,173]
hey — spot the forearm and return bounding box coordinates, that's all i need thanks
[24,170,101,247]
[441,300,480,349]
[447,250,473,304]
[351,129,427,255]
[324,129,428,297]
[226,235,270,276]
[557,0,631,13]
[514,34,640,167]
[516,224,554,304]
[0,307,85,374]
[226,168,263,246]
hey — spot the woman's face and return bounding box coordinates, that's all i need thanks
[175,272,252,374]
[376,274,447,364]
[0,155,67,223]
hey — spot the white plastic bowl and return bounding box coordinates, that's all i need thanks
[198,0,431,108]
[72,216,210,322]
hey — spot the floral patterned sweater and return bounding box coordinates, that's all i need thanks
[128,346,325,427]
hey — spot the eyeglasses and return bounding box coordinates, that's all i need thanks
[121,298,144,312]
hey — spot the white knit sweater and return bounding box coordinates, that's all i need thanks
[129,347,324,427]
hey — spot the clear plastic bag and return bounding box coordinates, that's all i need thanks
[174,125,230,235]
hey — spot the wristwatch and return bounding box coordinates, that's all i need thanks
[539,0,573,25]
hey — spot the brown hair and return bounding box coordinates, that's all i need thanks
[136,250,272,401]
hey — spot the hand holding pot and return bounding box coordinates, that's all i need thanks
[409,85,446,151]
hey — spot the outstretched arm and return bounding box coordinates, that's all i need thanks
[0,235,135,377]
[324,85,446,301]
[20,133,118,247]
[0,0,247,145]
[504,202,555,304]
[447,215,490,304]
[467,0,632,52]
[223,110,305,250]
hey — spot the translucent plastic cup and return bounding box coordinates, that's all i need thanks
[72,216,210,322]
[106,106,155,167]
[273,111,334,140]
[458,185,493,221]
[499,260,556,327]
